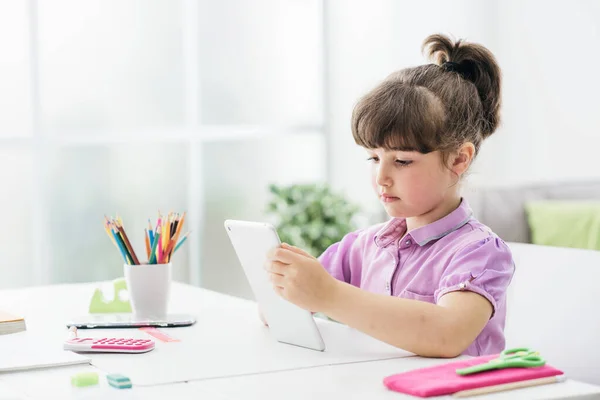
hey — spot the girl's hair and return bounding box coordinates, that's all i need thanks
[352,34,501,164]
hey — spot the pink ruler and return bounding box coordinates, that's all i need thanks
[139,327,180,342]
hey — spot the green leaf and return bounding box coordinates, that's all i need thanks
[265,182,361,256]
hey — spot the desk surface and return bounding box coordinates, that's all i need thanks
[0,282,599,399]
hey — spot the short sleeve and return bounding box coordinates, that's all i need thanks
[434,236,515,317]
[318,230,365,285]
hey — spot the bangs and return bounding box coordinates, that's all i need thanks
[351,82,446,153]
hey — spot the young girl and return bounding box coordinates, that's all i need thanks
[265,34,514,358]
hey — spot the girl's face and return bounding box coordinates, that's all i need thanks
[367,148,458,220]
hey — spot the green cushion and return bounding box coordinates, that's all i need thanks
[525,201,600,250]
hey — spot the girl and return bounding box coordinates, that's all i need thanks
[265,34,514,358]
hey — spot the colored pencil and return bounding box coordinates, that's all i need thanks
[170,214,177,238]
[157,228,164,264]
[148,219,154,244]
[166,212,186,261]
[103,220,117,248]
[103,211,189,265]
[453,375,566,398]
[149,232,160,264]
[113,222,133,262]
[111,226,131,264]
[173,232,190,255]
[115,221,140,265]
[144,229,151,259]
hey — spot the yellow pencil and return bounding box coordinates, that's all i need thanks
[162,218,168,252]
[103,221,117,248]
[144,228,151,259]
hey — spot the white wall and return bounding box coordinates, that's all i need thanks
[490,0,600,185]
[326,0,600,221]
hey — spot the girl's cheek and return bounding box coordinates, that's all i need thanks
[370,171,378,193]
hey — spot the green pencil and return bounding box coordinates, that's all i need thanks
[149,232,160,264]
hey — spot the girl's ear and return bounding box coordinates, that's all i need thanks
[451,142,475,176]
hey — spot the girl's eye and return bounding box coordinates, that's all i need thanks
[366,156,379,163]
[396,160,412,166]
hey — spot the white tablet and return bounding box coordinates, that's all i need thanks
[224,220,326,351]
[66,313,197,329]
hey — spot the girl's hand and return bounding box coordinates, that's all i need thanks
[265,243,338,312]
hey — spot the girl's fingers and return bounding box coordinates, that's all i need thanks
[281,243,314,258]
[269,272,285,287]
[266,247,302,264]
[264,260,287,275]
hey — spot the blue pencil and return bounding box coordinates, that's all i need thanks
[172,233,189,255]
[112,229,131,265]
[149,232,161,264]
[148,220,155,244]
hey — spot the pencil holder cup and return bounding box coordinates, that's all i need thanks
[124,263,172,319]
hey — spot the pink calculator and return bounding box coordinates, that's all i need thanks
[64,337,155,353]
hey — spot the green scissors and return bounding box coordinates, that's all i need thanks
[456,347,546,376]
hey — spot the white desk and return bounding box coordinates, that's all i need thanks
[0,282,599,399]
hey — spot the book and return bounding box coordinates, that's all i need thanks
[0,332,90,372]
[0,311,26,335]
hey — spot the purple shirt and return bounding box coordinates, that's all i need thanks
[318,198,515,356]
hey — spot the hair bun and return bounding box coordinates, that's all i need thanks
[423,34,502,138]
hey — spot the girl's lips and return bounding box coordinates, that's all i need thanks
[380,194,399,203]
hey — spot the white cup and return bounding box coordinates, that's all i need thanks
[124,263,172,319]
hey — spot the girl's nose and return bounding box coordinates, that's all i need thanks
[375,164,392,187]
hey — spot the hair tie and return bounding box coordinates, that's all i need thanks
[441,61,461,73]
[441,61,473,81]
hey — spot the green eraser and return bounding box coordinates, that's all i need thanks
[107,373,132,389]
[71,372,99,387]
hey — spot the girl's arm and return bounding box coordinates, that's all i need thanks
[321,282,492,357]
[267,241,512,358]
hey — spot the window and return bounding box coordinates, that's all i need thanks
[0,0,325,292]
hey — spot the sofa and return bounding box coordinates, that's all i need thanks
[464,180,600,243]
[505,242,600,385]
[463,181,600,384]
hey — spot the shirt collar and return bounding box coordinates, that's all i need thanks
[374,198,473,248]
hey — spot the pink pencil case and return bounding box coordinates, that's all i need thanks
[383,354,564,397]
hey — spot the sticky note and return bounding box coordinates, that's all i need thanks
[71,372,99,387]
[107,373,132,389]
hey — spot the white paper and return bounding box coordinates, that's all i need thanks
[90,311,412,386]
[0,332,90,373]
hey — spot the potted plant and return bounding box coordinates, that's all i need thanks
[266,183,360,257]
